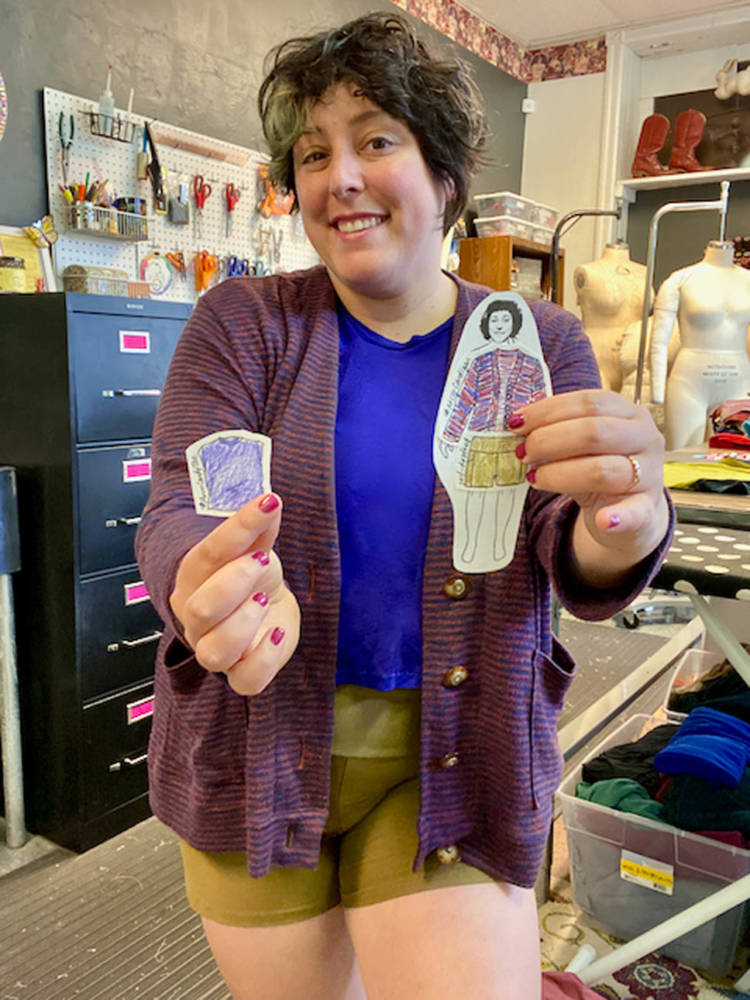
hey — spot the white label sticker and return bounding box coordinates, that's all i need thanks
[620,850,674,896]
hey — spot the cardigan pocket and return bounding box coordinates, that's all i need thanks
[165,662,248,787]
[529,637,578,808]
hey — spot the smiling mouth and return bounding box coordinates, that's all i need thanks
[334,216,386,233]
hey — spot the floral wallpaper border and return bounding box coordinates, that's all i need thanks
[390,0,607,82]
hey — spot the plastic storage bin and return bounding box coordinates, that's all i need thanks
[663,647,726,721]
[474,215,554,246]
[473,190,558,229]
[557,714,750,974]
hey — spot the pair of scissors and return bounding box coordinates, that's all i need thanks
[225,183,241,237]
[193,175,212,239]
[166,251,187,279]
[194,249,218,293]
[58,111,74,188]
[225,255,251,278]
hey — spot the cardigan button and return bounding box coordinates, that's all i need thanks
[441,665,468,688]
[440,752,460,769]
[443,573,470,600]
[436,844,461,864]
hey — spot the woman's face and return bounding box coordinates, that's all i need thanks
[292,81,450,308]
[487,308,515,342]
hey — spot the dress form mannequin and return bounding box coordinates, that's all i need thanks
[651,241,750,450]
[574,243,652,392]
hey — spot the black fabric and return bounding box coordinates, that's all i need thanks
[687,479,750,494]
[662,766,750,837]
[669,668,750,716]
[581,724,680,795]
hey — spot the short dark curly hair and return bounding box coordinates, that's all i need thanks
[480,299,523,340]
[257,11,488,233]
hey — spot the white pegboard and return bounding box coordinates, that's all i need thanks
[43,88,319,303]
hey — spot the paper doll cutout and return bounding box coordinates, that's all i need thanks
[186,430,272,517]
[433,293,551,573]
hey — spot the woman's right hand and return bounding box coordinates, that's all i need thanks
[169,493,301,696]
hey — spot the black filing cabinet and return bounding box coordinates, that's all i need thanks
[0,293,191,851]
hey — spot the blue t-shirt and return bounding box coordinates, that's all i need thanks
[335,302,453,689]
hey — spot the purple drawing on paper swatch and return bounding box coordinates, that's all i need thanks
[200,437,265,510]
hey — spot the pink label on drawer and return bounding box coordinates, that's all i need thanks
[119,330,151,353]
[124,581,149,605]
[127,696,154,724]
[123,459,151,483]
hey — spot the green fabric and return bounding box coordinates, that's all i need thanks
[576,777,665,820]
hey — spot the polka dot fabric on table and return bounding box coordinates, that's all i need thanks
[655,525,750,600]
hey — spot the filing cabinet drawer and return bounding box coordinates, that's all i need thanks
[69,313,183,442]
[83,681,154,819]
[77,443,151,574]
[78,569,163,700]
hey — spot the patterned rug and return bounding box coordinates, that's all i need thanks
[541,822,750,999]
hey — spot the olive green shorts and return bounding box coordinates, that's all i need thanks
[178,686,494,927]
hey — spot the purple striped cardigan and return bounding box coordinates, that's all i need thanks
[136,266,673,887]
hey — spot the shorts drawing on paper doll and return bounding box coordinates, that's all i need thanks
[434,294,551,573]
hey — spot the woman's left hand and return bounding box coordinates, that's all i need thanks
[509,388,669,566]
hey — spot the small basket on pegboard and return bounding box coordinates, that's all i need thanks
[66,202,149,241]
[86,109,136,144]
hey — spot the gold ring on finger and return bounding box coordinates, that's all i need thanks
[625,454,642,491]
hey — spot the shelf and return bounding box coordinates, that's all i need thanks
[618,166,750,197]
[457,234,564,304]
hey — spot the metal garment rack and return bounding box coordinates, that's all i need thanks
[633,180,730,405]
[549,207,622,303]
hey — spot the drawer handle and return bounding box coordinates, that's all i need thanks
[105,515,143,528]
[101,389,162,398]
[107,629,162,653]
[123,753,147,767]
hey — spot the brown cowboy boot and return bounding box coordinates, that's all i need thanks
[668,109,713,172]
[631,114,679,177]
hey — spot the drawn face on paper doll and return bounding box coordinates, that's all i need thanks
[480,299,522,344]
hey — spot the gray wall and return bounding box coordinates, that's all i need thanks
[0,0,526,227]
[626,184,750,287]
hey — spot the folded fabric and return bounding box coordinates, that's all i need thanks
[576,777,664,820]
[581,723,680,795]
[668,668,749,716]
[708,432,750,450]
[653,707,750,788]
[662,766,750,836]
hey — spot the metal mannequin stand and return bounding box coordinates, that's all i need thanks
[0,466,27,848]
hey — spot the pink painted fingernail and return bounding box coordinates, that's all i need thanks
[508,413,525,429]
[252,551,270,566]
[515,440,526,460]
[526,468,536,484]
[608,513,621,530]
[252,591,269,607]
[270,627,285,646]
[259,493,280,513]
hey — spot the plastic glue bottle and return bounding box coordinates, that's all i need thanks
[98,66,115,136]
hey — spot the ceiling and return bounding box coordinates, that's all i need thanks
[463,0,750,52]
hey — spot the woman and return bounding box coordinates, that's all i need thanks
[136,13,672,1000]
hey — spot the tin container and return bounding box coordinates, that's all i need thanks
[62,264,130,297]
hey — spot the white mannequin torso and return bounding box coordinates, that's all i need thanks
[650,241,750,449]
[574,243,650,392]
